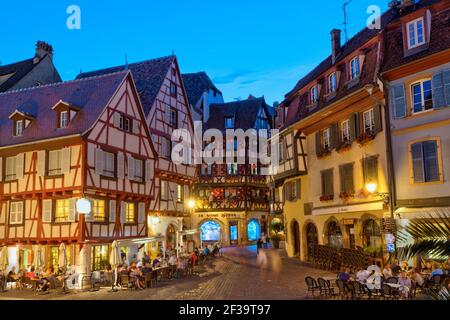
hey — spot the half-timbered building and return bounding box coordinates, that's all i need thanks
[193,96,273,246]
[0,71,156,275]
[77,56,197,251]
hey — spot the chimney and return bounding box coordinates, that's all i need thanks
[34,41,54,63]
[331,29,341,65]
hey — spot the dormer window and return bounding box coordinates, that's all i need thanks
[60,111,69,128]
[328,73,337,94]
[14,120,24,137]
[349,57,360,80]
[52,100,80,129]
[407,17,425,49]
[170,81,177,97]
[225,117,234,129]
[9,109,35,137]
[310,86,319,104]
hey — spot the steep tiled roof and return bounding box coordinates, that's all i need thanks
[76,56,175,116]
[0,58,39,92]
[205,97,272,131]
[0,71,128,147]
[381,0,450,72]
[182,72,222,106]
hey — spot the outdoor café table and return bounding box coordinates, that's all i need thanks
[386,283,402,289]
[154,266,169,281]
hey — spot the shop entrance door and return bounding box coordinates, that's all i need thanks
[229,222,238,246]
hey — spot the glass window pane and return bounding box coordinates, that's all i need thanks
[200,220,221,241]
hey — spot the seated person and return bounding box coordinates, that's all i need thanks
[409,268,424,287]
[397,272,412,299]
[152,256,161,268]
[7,267,19,283]
[190,251,198,265]
[431,263,444,277]
[391,261,402,276]
[382,264,393,278]
[338,268,352,282]
[42,266,57,289]
[26,266,38,280]
[356,268,370,283]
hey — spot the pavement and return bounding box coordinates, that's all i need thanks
[0,246,336,300]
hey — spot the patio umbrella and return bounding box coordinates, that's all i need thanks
[0,246,8,271]
[58,243,67,271]
[33,246,44,271]
[109,241,119,292]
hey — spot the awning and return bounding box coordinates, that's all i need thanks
[394,207,450,220]
[116,236,165,247]
[312,201,384,216]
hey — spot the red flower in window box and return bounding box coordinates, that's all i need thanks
[320,194,334,202]
[339,191,354,200]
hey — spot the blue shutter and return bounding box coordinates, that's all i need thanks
[411,143,424,183]
[390,84,406,119]
[423,141,439,181]
[443,69,450,106]
[432,71,445,109]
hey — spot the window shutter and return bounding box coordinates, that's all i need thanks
[432,71,445,109]
[359,55,365,73]
[95,148,104,175]
[117,153,124,179]
[390,84,407,118]
[443,69,450,106]
[113,113,121,128]
[37,151,46,176]
[138,202,146,223]
[330,123,339,149]
[84,198,94,222]
[42,199,53,223]
[17,202,24,224]
[127,155,135,181]
[296,179,301,200]
[0,157,3,182]
[315,132,322,155]
[145,159,153,182]
[68,198,77,222]
[349,113,359,142]
[133,120,140,134]
[16,153,24,179]
[335,71,342,89]
[373,104,382,132]
[411,143,425,183]
[109,200,116,222]
[61,147,71,174]
[120,202,126,224]
[423,141,439,181]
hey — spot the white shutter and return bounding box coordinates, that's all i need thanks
[95,148,104,175]
[85,198,94,222]
[138,202,146,223]
[17,202,24,224]
[117,153,125,179]
[68,198,77,222]
[145,159,153,182]
[42,199,53,223]
[0,157,3,182]
[113,113,121,128]
[133,120,140,134]
[61,147,71,174]
[16,153,24,179]
[109,200,116,222]
[120,202,126,224]
[37,151,46,177]
[127,155,135,181]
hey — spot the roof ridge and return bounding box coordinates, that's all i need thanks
[0,70,129,96]
[78,55,175,77]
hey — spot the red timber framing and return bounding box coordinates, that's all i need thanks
[0,71,157,246]
[147,58,197,219]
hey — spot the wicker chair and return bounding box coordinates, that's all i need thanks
[381,283,398,300]
[317,277,335,297]
[335,279,351,299]
[305,276,319,297]
[386,277,398,284]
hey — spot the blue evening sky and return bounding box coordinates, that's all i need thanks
[0,0,388,104]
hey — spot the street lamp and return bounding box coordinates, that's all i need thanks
[365,182,390,204]
[186,198,196,210]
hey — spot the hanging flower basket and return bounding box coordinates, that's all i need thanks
[320,194,334,202]
[339,191,354,201]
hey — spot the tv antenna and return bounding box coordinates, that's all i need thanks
[343,0,352,43]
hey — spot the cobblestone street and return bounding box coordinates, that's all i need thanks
[0,246,335,300]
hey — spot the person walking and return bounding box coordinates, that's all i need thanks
[256,238,262,255]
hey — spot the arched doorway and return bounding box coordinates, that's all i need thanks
[200,220,221,243]
[291,220,300,256]
[362,219,382,248]
[327,220,343,248]
[306,223,318,260]
[247,219,261,241]
[166,224,177,251]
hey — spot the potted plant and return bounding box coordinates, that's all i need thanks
[269,219,285,249]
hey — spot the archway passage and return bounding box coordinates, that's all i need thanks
[327,220,343,248]
[306,223,318,261]
[247,219,261,241]
[292,220,300,256]
[166,224,177,251]
[362,219,382,248]
[200,220,221,242]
